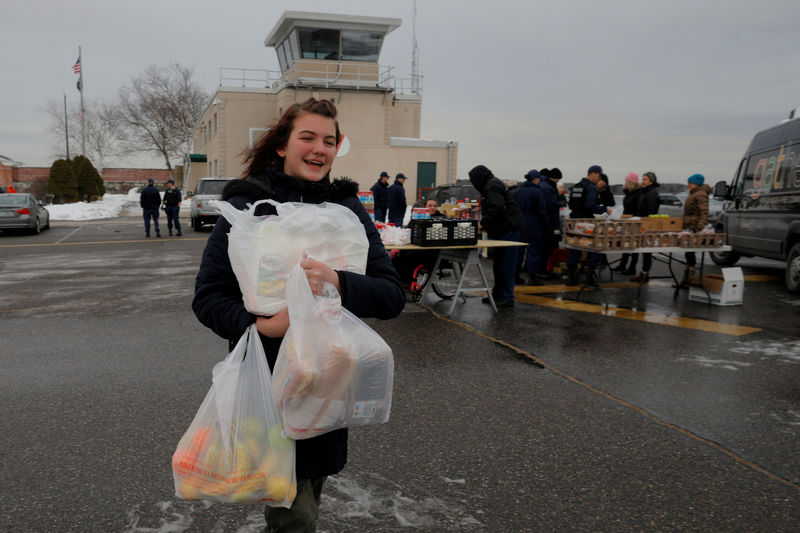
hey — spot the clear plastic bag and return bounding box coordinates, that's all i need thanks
[172,324,296,507]
[272,262,394,439]
[211,199,369,315]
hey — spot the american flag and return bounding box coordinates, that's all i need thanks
[72,56,81,74]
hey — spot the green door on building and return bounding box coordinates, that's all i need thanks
[416,162,437,201]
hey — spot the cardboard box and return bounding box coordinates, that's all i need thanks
[689,267,744,306]
[662,217,684,231]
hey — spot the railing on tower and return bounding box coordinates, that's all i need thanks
[219,64,422,95]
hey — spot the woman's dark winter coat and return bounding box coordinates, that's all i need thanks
[622,188,641,216]
[635,183,661,217]
[192,168,405,480]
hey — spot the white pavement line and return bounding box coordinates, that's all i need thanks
[55,226,82,244]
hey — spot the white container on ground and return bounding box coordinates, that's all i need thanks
[688,267,744,306]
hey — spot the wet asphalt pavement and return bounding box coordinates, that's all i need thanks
[1,215,798,532]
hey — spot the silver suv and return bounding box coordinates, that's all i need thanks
[190,177,235,231]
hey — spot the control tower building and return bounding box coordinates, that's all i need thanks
[189,10,458,205]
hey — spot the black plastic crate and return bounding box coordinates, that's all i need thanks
[410,219,479,247]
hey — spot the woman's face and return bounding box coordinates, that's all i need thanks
[642,175,652,187]
[277,112,337,183]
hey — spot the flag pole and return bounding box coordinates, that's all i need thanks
[63,93,70,160]
[78,46,86,156]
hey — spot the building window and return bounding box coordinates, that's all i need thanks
[214,159,218,177]
[298,28,340,59]
[214,113,217,134]
[277,41,289,71]
[341,30,382,61]
[288,29,300,63]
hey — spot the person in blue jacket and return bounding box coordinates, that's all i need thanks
[386,173,407,226]
[192,98,405,532]
[139,178,161,238]
[370,171,390,222]
[566,165,612,285]
[513,170,548,285]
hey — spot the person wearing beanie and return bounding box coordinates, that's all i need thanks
[612,173,642,274]
[674,173,712,288]
[513,170,547,285]
[370,171,390,222]
[468,164,525,307]
[386,173,407,226]
[630,171,661,282]
[139,178,162,238]
[565,165,613,286]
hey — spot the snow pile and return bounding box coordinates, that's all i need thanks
[47,189,145,221]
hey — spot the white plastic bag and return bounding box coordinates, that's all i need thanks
[272,262,394,439]
[212,199,370,315]
[172,324,297,507]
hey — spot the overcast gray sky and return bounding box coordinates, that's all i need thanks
[2,0,799,184]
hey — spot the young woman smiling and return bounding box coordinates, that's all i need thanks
[192,98,405,531]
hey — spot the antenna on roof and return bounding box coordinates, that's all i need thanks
[411,0,420,93]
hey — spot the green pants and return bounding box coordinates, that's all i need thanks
[264,476,326,533]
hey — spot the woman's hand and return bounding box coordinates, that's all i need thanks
[255,308,290,338]
[300,255,340,295]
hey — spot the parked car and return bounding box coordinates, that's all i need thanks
[0,193,50,234]
[415,180,480,208]
[712,110,800,293]
[658,193,684,218]
[189,177,236,231]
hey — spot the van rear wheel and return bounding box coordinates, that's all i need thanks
[710,249,740,266]
[786,243,800,294]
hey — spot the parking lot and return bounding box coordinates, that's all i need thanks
[1,218,799,531]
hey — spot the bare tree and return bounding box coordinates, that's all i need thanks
[115,63,209,179]
[44,98,125,171]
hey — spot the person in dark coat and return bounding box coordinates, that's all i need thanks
[630,171,661,282]
[370,171,390,222]
[386,173,407,226]
[161,179,182,236]
[192,98,405,531]
[513,170,548,285]
[612,172,641,274]
[597,173,616,208]
[468,165,525,307]
[139,178,161,238]
[566,165,613,285]
[538,167,564,279]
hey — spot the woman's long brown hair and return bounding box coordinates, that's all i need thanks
[240,98,341,178]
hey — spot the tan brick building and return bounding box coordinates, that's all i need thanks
[187,11,458,205]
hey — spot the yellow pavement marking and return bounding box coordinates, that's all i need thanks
[744,274,781,282]
[514,293,761,336]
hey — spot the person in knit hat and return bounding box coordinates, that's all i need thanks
[674,173,712,288]
[612,172,642,274]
